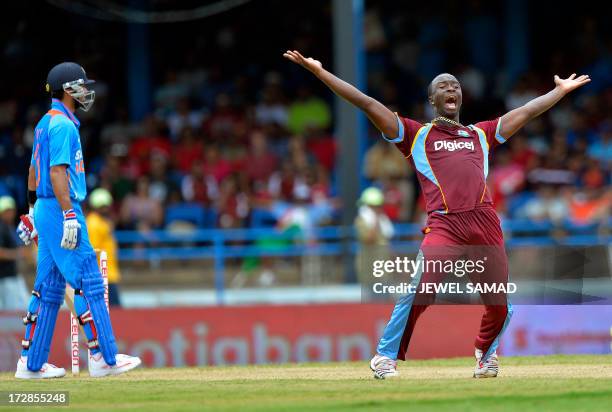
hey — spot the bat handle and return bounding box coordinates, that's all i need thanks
[19,215,38,245]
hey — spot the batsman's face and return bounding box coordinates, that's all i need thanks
[429,74,462,117]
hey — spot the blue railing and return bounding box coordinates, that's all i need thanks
[114,220,610,304]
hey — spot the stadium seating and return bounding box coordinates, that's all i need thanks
[165,203,207,227]
[116,222,610,262]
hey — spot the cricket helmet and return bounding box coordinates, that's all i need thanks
[46,62,96,111]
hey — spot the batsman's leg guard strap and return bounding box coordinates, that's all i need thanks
[77,309,93,325]
[27,278,66,371]
[74,294,101,354]
[82,270,117,366]
[21,311,38,350]
[87,339,100,349]
[21,292,41,354]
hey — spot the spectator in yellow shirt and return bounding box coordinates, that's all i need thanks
[86,188,122,306]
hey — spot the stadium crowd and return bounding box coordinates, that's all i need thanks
[0,2,609,235]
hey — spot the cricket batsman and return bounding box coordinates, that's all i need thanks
[284,50,590,378]
[14,62,141,378]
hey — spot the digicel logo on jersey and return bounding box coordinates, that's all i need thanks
[434,140,475,152]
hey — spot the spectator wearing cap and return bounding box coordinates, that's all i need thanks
[86,188,122,306]
[0,196,28,310]
[354,187,394,285]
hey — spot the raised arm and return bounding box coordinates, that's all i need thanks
[500,73,590,139]
[283,50,399,138]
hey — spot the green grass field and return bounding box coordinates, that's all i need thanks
[1,355,611,411]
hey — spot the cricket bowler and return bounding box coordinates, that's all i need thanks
[284,50,590,378]
[14,62,141,378]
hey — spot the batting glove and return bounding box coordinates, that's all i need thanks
[60,209,81,250]
[16,208,38,245]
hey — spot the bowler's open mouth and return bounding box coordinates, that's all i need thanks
[444,95,458,111]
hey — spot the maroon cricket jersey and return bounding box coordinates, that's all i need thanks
[383,116,507,214]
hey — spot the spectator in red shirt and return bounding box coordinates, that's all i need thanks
[172,127,204,174]
[306,132,336,171]
[509,133,537,170]
[203,93,245,143]
[581,158,606,188]
[181,159,218,206]
[129,115,171,176]
[490,148,526,214]
[216,173,250,229]
[243,131,278,186]
[202,144,234,183]
[268,160,296,201]
[381,180,403,222]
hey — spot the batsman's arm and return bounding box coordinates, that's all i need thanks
[283,50,399,138]
[500,73,590,139]
[27,166,35,197]
[50,165,73,212]
[27,165,36,208]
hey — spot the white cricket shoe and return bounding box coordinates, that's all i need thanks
[370,354,399,379]
[14,356,66,379]
[88,352,142,378]
[474,348,499,378]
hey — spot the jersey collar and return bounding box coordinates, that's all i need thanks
[51,98,80,128]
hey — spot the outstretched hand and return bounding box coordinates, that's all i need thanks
[554,73,590,94]
[283,50,323,75]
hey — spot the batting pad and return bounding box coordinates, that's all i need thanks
[27,271,66,371]
[81,255,117,366]
[74,292,102,355]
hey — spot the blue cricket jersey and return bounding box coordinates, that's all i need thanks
[31,99,87,202]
